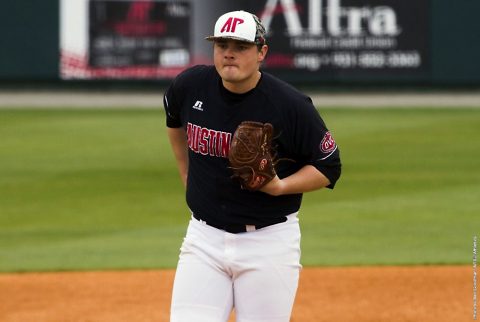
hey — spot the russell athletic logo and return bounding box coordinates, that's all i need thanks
[221,17,244,33]
[192,100,204,111]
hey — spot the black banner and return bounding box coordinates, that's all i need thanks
[247,0,430,77]
[87,0,190,78]
[61,0,430,80]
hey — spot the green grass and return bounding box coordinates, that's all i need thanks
[301,108,480,266]
[0,107,479,272]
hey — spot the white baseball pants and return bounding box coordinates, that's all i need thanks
[170,213,302,322]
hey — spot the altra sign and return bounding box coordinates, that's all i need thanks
[260,0,401,37]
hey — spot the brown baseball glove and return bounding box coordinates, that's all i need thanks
[228,121,276,191]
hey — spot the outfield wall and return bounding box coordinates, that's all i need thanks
[1,0,479,86]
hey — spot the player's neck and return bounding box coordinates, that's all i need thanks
[222,71,261,94]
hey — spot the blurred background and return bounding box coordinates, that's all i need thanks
[0,0,479,90]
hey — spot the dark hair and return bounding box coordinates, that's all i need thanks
[256,44,266,51]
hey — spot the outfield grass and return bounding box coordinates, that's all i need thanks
[0,107,479,272]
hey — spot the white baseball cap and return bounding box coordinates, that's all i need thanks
[205,10,266,45]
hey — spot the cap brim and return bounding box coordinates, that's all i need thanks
[205,35,256,44]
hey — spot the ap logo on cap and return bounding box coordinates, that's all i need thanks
[206,10,258,44]
[221,17,244,33]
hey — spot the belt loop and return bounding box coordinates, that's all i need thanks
[245,225,256,232]
[287,212,299,221]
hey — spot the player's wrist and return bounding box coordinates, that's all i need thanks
[261,175,285,196]
[274,179,287,196]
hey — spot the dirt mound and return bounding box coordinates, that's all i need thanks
[0,266,471,322]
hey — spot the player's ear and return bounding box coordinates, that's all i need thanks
[257,44,268,63]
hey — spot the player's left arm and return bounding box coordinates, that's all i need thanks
[262,98,341,196]
[260,165,330,196]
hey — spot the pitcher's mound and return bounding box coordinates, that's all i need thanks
[0,266,471,322]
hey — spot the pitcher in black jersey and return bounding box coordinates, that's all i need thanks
[164,10,341,322]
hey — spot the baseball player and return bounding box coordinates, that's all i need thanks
[164,10,341,322]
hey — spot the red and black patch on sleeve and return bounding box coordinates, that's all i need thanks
[319,131,337,158]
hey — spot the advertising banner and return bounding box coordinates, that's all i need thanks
[61,0,191,79]
[60,0,429,80]
[249,0,430,77]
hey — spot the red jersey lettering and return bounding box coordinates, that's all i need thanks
[199,128,209,155]
[186,122,231,158]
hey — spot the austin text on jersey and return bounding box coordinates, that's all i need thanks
[187,122,232,157]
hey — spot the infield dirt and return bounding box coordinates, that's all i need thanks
[0,265,471,322]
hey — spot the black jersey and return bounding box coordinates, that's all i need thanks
[163,65,341,226]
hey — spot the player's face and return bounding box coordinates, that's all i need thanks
[213,39,268,93]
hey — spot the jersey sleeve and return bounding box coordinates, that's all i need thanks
[290,98,341,189]
[163,65,212,128]
[163,80,183,128]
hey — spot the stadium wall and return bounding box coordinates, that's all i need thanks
[0,0,479,87]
